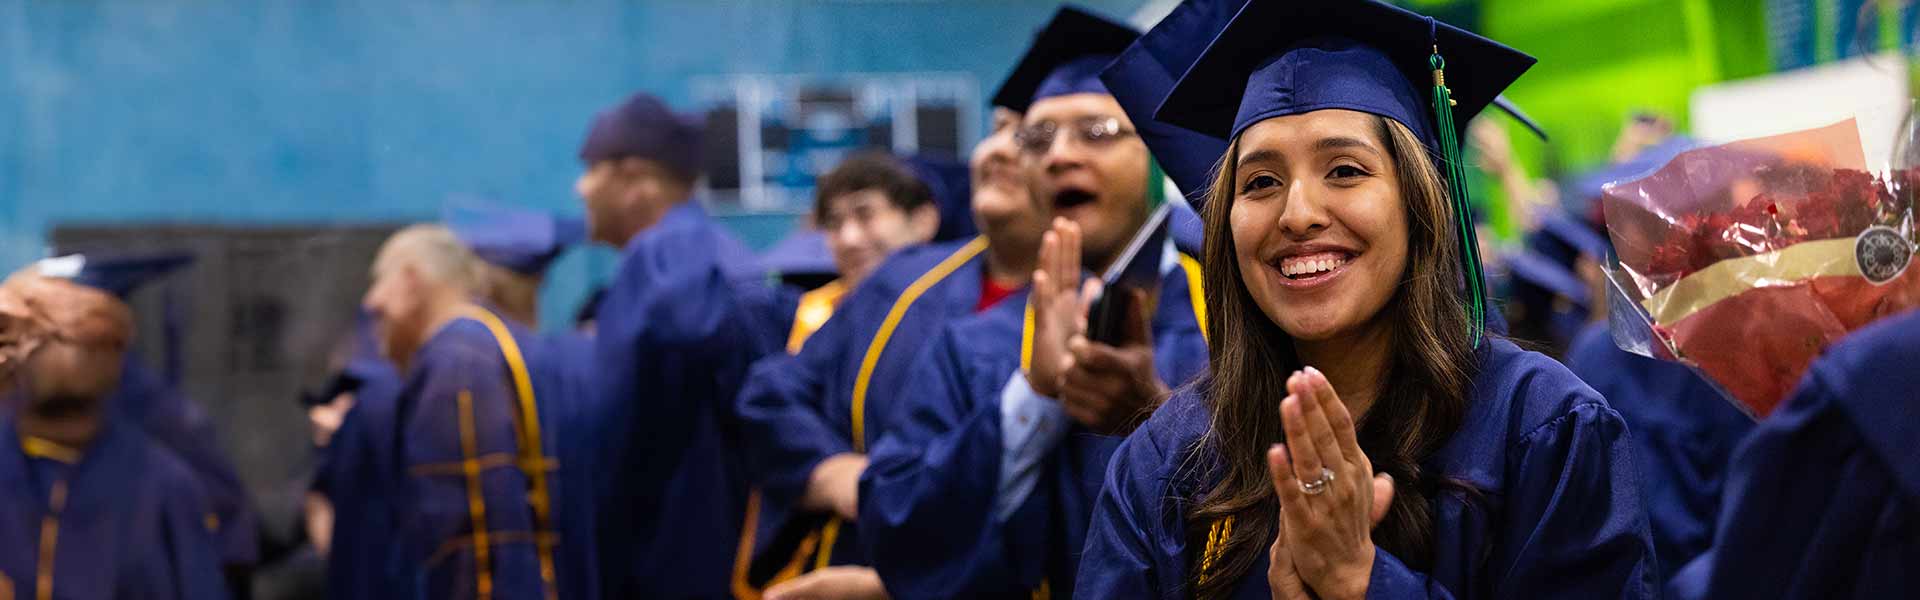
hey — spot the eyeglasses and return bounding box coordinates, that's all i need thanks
[1013,117,1136,155]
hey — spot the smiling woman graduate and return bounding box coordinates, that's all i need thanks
[1074,1,1657,599]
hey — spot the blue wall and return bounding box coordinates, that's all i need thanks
[0,0,1145,327]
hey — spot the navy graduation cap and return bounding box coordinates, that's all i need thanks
[1500,249,1592,353]
[443,198,586,276]
[1098,0,1236,208]
[758,228,835,281]
[578,92,705,180]
[53,252,195,298]
[1529,211,1611,266]
[41,251,195,383]
[991,5,1141,112]
[1156,0,1535,342]
[902,153,977,242]
[1562,135,1697,215]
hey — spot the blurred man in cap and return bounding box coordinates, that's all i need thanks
[358,224,588,599]
[578,91,793,599]
[0,257,228,599]
[79,253,261,591]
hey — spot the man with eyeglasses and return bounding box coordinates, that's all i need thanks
[852,6,1212,599]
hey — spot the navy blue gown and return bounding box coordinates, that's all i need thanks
[387,306,588,600]
[110,357,260,571]
[1668,309,1920,599]
[317,359,405,600]
[734,236,1004,585]
[0,413,230,599]
[592,201,789,599]
[1564,322,1752,575]
[1076,339,1658,599]
[524,329,604,600]
[859,250,1209,599]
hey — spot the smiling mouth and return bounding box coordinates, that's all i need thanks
[1271,251,1355,282]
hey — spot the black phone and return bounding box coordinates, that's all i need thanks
[1087,204,1172,345]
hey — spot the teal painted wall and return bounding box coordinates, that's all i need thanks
[0,0,1143,327]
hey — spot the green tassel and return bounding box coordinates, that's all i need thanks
[1429,48,1486,348]
[1146,157,1167,209]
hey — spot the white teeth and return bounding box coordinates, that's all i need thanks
[1282,256,1348,277]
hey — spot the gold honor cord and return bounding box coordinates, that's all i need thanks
[736,282,850,598]
[456,390,496,600]
[33,481,66,600]
[1178,253,1208,343]
[462,307,561,600]
[1195,515,1235,587]
[18,438,75,600]
[788,280,847,354]
[814,237,987,572]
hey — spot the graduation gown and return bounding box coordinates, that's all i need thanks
[317,360,405,600]
[110,358,260,570]
[858,250,1209,600]
[1564,322,1752,575]
[733,237,1003,586]
[1667,310,1920,599]
[0,414,229,599]
[388,306,587,600]
[1076,338,1658,599]
[592,201,789,599]
[523,330,603,600]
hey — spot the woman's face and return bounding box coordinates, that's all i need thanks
[1229,110,1409,342]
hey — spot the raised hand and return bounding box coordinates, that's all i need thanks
[802,453,868,521]
[1024,218,1093,398]
[1268,367,1394,600]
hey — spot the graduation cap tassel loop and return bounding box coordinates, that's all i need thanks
[1429,47,1487,347]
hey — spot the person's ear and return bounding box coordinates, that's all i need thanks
[909,203,941,243]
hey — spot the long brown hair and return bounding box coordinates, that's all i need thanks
[1185,116,1477,599]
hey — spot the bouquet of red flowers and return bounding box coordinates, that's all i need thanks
[1603,119,1920,417]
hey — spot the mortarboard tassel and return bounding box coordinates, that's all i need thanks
[1429,44,1487,347]
[1146,157,1167,208]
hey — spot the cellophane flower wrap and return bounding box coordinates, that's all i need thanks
[1602,119,1919,418]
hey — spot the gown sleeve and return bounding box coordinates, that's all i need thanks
[591,226,754,517]
[1367,400,1659,599]
[858,325,1036,599]
[734,290,868,505]
[118,362,260,568]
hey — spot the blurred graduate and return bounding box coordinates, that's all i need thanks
[725,150,957,598]
[79,253,261,590]
[1666,309,1920,598]
[574,92,795,599]
[784,152,950,351]
[730,59,1053,599]
[0,256,229,599]
[853,6,1214,599]
[452,201,604,599]
[304,309,404,600]
[1076,1,1656,597]
[355,225,583,599]
[1555,134,1753,580]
